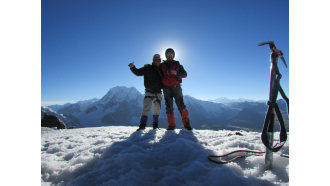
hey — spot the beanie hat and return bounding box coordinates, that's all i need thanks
[153,54,161,62]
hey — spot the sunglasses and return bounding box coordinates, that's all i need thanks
[166,53,174,58]
[154,59,161,62]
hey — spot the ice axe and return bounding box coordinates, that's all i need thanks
[258,41,288,68]
[258,41,289,169]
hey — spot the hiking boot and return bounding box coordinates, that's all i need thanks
[184,121,192,130]
[166,113,175,130]
[167,126,175,130]
[181,109,192,130]
[137,123,146,131]
[152,122,159,130]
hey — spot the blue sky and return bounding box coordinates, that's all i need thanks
[42,0,289,105]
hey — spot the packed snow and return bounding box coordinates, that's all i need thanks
[41,126,289,185]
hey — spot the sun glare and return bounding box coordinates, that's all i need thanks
[155,41,185,62]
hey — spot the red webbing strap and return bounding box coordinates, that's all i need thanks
[208,150,265,164]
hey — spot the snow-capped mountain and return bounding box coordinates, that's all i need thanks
[48,86,144,128]
[45,86,289,131]
[41,106,80,128]
[99,86,142,104]
[41,126,289,185]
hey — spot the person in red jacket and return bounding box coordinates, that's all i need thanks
[160,48,192,130]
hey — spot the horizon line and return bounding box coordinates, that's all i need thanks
[42,86,268,106]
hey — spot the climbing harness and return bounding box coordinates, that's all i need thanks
[144,92,162,108]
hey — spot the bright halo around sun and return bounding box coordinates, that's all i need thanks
[156,41,185,62]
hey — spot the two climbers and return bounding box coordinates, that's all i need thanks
[129,48,192,131]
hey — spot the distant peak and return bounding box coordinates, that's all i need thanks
[100,86,142,103]
[105,86,139,95]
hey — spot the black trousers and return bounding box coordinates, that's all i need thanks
[163,85,186,114]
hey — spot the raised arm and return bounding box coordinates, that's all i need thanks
[129,62,146,76]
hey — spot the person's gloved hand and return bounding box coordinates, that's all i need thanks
[170,70,177,75]
[128,62,135,68]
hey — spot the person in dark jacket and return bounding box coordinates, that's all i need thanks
[160,48,192,130]
[129,54,163,131]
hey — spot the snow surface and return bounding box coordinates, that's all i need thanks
[41,126,289,186]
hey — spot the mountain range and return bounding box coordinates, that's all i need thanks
[42,86,289,131]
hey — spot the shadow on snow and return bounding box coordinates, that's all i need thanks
[56,129,277,186]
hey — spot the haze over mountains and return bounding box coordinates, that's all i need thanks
[42,86,289,131]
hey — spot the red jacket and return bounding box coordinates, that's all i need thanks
[160,60,187,87]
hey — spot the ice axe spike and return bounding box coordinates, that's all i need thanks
[280,57,288,68]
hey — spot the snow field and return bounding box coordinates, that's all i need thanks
[41,126,288,186]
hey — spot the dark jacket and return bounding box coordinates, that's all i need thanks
[160,60,187,87]
[130,63,163,93]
